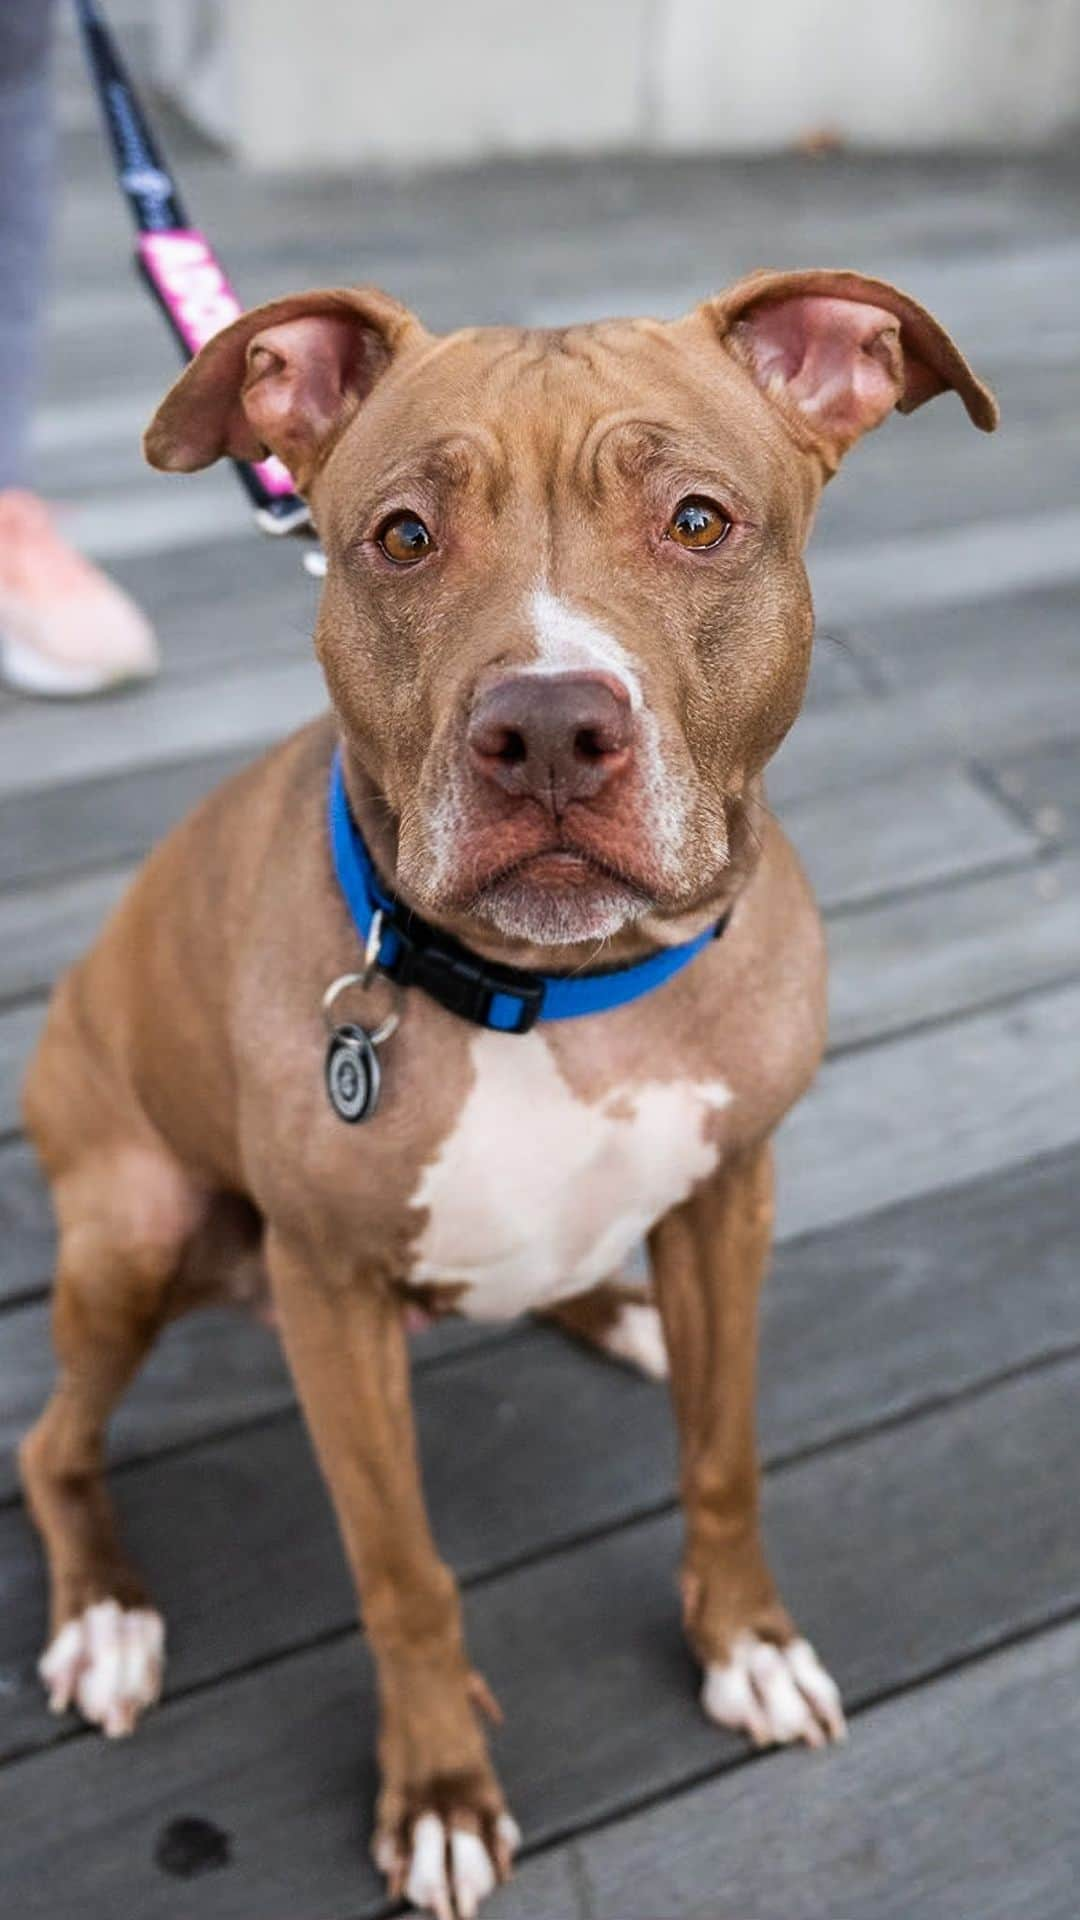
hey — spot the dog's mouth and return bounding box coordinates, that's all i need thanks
[495,848,633,889]
[457,839,655,909]
[442,836,656,947]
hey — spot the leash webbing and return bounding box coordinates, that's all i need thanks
[72,0,313,542]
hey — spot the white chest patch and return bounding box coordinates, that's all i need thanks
[410,1030,732,1319]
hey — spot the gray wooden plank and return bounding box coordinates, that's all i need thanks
[789,764,1035,910]
[768,599,1080,809]
[0,1005,37,1137]
[0,1302,292,1507]
[47,152,1080,332]
[764,1142,1080,1457]
[798,634,869,709]
[2,1352,1077,1918]
[980,736,1080,846]
[809,402,1080,547]
[0,745,255,891]
[0,868,131,1007]
[54,478,271,566]
[107,533,313,627]
[0,1140,54,1307]
[48,134,1080,337]
[52,137,1077,303]
[2,1144,1076,1763]
[61,141,1080,274]
[499,1618,1080,1920]
[142,579,316,686]
[0,1297,503,1509]
[776,977,1080,1237]
[828,852,1080,1050]
[0,657,325,802]
[846,579,1079,691]
[809,508,1080,627]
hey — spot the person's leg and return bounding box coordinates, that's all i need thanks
[0,0,158,697]
[0,0,56,489]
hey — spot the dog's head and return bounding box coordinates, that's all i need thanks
[146,271,996,958]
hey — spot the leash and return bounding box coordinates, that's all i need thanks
[73,0,318,553]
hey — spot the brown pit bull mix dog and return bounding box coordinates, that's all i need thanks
[20,268,996,1918]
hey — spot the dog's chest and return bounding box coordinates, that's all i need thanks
[408,1029,732,1319]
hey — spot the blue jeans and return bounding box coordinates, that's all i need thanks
[0,0,56,488]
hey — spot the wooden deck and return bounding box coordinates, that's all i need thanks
[2,17,1079,1916]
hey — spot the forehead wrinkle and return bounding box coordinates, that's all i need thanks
[469,339,578,510]
[557,335,603,375]
[570,410,766,523]
[574,411,671,500]
[483,335,555,394]
[367,425,509,508]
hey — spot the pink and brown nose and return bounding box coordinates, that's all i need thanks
[467,672,633,814]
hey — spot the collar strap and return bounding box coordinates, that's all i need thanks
[328,750,728,1034]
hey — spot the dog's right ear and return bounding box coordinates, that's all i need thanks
[144,286,423,493]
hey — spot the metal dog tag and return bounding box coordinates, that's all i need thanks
[321,936,402,1126]
[325,1022,382,1124]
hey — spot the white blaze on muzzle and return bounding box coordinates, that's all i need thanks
[526,587,644,709]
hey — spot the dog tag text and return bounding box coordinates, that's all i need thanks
[324,1023,382,1124]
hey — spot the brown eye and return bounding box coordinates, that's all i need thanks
[377,511,433,565]
[667,496,731,550]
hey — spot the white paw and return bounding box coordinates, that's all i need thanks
[600,1301,669,1381]
[39,1599,165,1738]
[702,1633,846,1750]
[376,1810,520,1920]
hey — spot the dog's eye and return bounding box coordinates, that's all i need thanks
[377,512,433,565]
[667,497,731,550]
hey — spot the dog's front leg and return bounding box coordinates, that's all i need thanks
[650,1141,846,1752]
[267,1232,519,1920]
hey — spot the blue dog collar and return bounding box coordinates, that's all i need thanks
[328,749,727,1034]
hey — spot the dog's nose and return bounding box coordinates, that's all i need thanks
[468,672,634,811]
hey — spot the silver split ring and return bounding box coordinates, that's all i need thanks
[321,951,403,1048]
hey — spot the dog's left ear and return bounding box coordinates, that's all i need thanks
[703,269,998,460]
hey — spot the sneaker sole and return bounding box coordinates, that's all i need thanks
[0,634,158,699]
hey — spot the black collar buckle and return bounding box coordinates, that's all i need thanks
[381,912,545,1034]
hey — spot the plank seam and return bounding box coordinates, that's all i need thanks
[0,1324,527,1514]
[815,623,892,698]
[965,753,1060,840]
[826,958,1080,1061]
[821,839,1063,923]
[0,859,136,909]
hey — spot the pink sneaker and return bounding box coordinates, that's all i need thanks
[0,491,159,697]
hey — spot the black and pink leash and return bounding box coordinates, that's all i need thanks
[73,0,320,559]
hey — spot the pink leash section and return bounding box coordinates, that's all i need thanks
[137,230,297,507]
[74,0,318,550]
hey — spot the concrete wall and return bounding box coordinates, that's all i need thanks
[155,0,1080,168]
